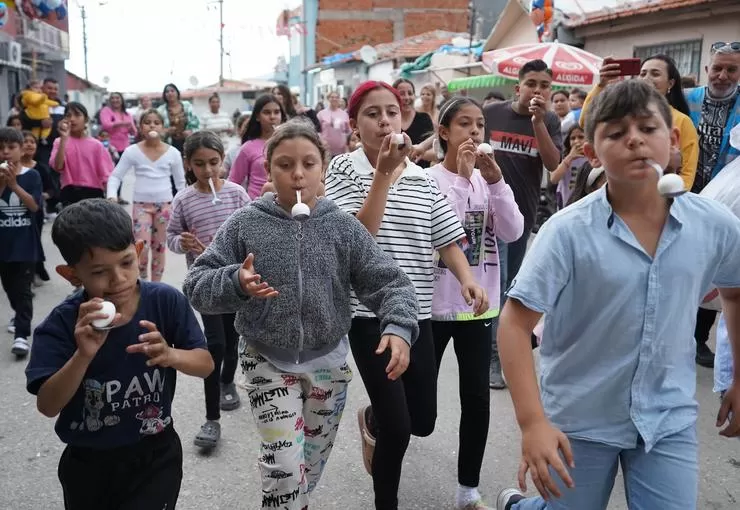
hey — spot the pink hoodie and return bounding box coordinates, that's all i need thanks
[427,163,524,321]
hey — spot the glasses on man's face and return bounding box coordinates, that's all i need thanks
[711,41,740,54]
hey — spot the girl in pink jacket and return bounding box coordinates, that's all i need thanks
[427,97,524,510]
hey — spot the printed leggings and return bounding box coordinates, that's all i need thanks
[132,201,171,281]
[242,348,353,510]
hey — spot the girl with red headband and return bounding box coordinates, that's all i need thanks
[325,81,489,509]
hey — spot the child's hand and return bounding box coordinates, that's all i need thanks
[456,139,476,180]
[58,120,70,139]
[126,321,177,367]
[180,232,206,255]
[238,253,279,299]
[717,383,740,437]
[477,150,503,184]
[0,163,18,189]
[375,334,410,381]
[75,298,122,360]
[461,281,489,316]
[376,133,411,177]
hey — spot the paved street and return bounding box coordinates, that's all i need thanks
[1,177,739,509]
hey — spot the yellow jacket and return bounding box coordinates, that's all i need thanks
[21,90,59,121]
[580,84,698,191]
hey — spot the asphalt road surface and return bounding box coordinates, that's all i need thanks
[1,176,738,509]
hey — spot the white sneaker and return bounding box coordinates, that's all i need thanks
[7,319,14,334]
[11,337,29,357]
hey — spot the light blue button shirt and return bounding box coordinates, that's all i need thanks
[507,186,740,452]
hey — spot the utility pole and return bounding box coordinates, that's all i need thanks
[467,1,476,62]
[219,0,224,86]
[81,4,89,80]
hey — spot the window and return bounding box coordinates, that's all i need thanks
[634,40,702,78]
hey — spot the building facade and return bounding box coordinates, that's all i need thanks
[1,6,69,123]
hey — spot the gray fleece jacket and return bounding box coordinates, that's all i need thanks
[183,194,419,363]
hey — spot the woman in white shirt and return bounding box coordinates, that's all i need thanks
[200,93,234,146]
[106,109,186,281]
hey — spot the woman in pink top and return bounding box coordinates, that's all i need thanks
[317,91,350,157]
[427,97,523,510]
[100,92,137,204]
[228,94,285,199]
[51,102,114,207]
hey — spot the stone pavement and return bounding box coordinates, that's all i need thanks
[1,177,738,509]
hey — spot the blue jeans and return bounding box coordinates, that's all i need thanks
[512,426,698,510]
[492,230,531,364]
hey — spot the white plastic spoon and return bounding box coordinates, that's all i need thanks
[646,159,685,198]
[291,189,310,220]
[208,177,222,205]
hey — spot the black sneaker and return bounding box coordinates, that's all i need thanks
[696,343,714,368]
[194,420,221,448]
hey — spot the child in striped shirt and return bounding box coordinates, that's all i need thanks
[324,81,489,510]
[166,131,250,449]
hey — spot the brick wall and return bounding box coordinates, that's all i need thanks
[316,0,470,60]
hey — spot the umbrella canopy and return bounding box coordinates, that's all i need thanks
[447,74,574,93]
[481,42,603,88]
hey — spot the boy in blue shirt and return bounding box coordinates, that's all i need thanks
[25,199,214,510]
[495,80,740,510]
[0,127,42,357]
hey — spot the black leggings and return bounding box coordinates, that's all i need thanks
[201,313,239,421]
[695,307,717,348]
[432,320,491,488]
[349,318,437,510]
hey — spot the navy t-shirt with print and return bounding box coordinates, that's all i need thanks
[0,168,42,262]
[26,281,207,449]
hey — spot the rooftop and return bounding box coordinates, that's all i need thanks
[568,0,715,27]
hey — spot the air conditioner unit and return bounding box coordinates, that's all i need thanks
[0,42,23,66]
[8,42,22,67]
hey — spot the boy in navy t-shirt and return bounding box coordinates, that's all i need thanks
[25,199,213,510]
[0,127,42,357]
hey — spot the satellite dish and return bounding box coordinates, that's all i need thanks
[102,76,110,84]
[189,75,199,87]
[359,45,378,65]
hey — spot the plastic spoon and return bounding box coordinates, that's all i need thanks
[208,177,222,205]
[646,159,685,198]
[291,189,310,220]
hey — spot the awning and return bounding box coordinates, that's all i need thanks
[447,74,573,92]
[447,75,513,92]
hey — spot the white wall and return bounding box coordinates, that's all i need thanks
[582,17,740,84]
[496,15,539,49]
[191,92,250,119]
[68,89,105,118]
[368,61,395,84]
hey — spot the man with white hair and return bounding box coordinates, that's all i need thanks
[686,41,740,369]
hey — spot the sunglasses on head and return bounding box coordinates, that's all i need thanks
[711,41,740,53]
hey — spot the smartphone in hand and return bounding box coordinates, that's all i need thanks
[613,58,642,76]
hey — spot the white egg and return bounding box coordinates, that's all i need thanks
[392,133,405,146]
[657,174,685,197]
[291,202,310,220]
[91,301,116,329]
[477,143,493,154]
[0,162,8,170]
[147,130,159,140]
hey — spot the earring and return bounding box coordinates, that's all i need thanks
[667,87,672,94]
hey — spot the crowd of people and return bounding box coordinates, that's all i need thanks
[0,39,738,510]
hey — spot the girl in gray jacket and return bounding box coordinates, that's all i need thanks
[183,119,418,510]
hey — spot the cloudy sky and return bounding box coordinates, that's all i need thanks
[65,0,300,93]
[64,0,621,94]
